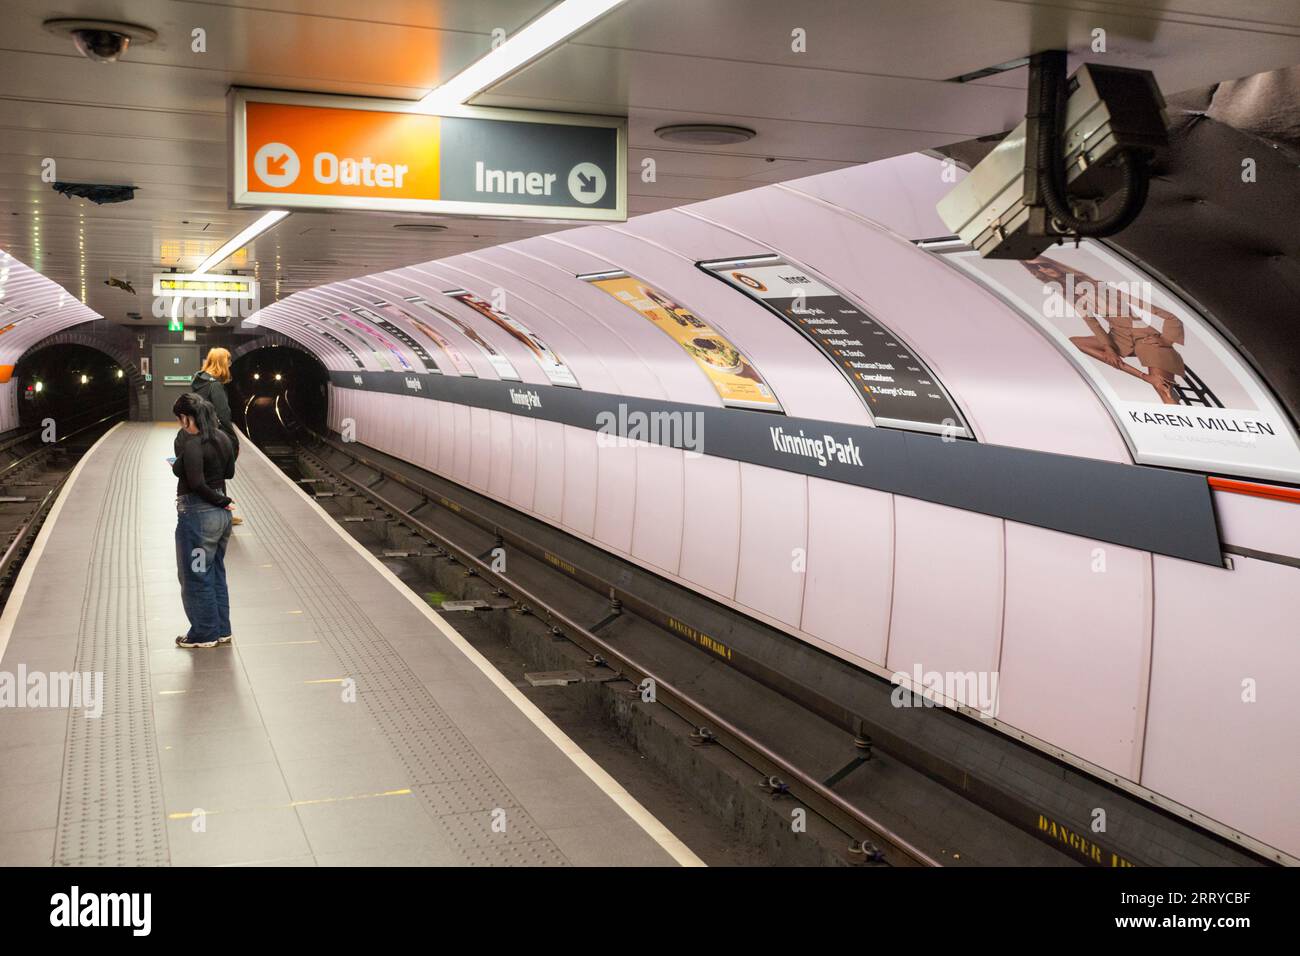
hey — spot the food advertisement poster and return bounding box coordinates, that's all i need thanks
[583,271,782,411]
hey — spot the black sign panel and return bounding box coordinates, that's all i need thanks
[325,369,1224,567]
[699,254,970,438]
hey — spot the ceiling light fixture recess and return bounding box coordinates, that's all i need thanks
[43,18,158,63]
[655,124,755,145]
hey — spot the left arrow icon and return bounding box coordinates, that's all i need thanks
[254,142,300,189]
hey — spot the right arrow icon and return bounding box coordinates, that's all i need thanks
[567,163,606,204]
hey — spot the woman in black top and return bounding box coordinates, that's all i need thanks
[191,346,243,524]
[172,392,236,648]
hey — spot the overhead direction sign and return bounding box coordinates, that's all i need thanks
[230,88,626,221]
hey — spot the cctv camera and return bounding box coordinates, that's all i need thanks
[937,56,1168,259]
[42,18,158,64]
[70,28,131,63]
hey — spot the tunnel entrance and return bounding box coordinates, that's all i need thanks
[13,343,130,430]
[231,344,330,437]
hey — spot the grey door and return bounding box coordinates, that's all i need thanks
[152,344,200,421]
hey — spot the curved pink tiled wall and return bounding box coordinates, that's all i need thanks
[269,155,1299,860]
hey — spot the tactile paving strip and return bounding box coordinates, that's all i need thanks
[235,457,570,866]
[53,427,170,865]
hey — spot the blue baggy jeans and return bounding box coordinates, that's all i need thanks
[175,494,232,642]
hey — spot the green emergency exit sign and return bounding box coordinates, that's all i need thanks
[168,316,184,332]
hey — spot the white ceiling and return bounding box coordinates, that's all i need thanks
[1,0,1297,325]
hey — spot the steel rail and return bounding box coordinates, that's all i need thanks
[0,408,127,481]
[279,422,938,867]
[0,477,66,588]
[0,410,125,587]
[0,401,128,455]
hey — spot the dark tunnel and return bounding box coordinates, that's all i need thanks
[231,344,330,437]
[12,343,129,430]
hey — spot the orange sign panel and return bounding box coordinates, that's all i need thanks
[244,102,441,201]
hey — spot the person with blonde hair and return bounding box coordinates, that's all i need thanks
[190,346,242,523]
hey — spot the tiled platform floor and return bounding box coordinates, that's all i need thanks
[0,422,693,867]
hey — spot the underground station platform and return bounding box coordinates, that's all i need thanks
[2,0,1299,939]
[0,423,696,868]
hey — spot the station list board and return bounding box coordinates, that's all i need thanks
[700,254,970,437]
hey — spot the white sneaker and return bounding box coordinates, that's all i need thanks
[176,635,218,649]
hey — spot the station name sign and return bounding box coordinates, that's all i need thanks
[229,88,626,221]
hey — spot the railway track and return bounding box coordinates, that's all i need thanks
[0,406,127,610]
[247,392,1280,868]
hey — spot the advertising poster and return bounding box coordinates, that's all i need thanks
[582,271,782,411]
[934,239,1300,483]
[335,312,414,371]
[403,295,521,381]
[305,321,365,369]
[352,306,438,372]
[700,255,967,435]
[446,289,580,388]
[371,300,477,376]
[320,315,393,370]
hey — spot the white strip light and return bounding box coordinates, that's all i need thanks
[419,0,627,113]
[171,209,288,324]
[194,210,289,275]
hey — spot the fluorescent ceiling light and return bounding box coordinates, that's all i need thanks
[419,0,627,112]
[193,210,288,275]
[168,210,285,323]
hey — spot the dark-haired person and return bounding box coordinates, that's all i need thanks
[191,346,243,524]
[172,392,236,649]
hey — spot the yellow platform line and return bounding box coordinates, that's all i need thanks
[167,788,414,820]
